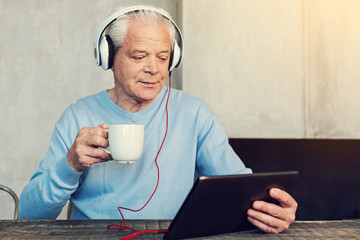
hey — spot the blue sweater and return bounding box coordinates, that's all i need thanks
[19,87,251,219]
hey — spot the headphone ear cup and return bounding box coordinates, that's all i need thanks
[169,40,181,71]
[99,35,114,70]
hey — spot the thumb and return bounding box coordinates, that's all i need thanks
[270,188,295,208]
[98,123,109,129]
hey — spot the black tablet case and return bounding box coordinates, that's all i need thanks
[164,171,299,240]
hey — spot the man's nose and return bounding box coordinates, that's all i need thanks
[144,56,160,75]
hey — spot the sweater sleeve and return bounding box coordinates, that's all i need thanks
[195,105,252,176]
[19,115,82,219]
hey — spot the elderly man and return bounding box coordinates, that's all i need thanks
[19,5,297,234]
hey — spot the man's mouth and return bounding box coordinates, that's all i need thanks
[140,81,158,86]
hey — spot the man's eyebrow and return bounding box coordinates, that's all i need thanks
[158,50,171,54]
[130,50,147,54]
[129,49,171,55]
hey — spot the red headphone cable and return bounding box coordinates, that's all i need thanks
[107,72,172,239]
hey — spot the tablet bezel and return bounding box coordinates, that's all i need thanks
[164,171,299,240]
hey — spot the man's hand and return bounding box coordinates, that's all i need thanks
[67,124,112,172]
[247,188,297,233]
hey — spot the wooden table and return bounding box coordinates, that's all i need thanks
[0,219,359,239]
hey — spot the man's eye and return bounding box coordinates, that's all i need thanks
[159,56,168,61]
[132,56,144,60]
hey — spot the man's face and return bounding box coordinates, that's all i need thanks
[111,19,171,106]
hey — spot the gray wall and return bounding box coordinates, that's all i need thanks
[181,0,360,138]
[0,0,179,219]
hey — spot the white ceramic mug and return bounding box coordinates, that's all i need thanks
[107,124,144,164]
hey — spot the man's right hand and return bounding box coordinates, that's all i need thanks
[66,124,112,172]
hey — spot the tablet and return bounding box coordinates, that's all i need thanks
[163,171,299,240]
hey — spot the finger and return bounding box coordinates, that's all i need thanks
[77,128,109,148]
[92,126,108,139]
[68,154,97,172]
[270,188,298,209]
[247,215,279,234]
[98,124,109,135]
[269,188,297,224]
[251,200,293,228]
[86,146,112,161]
[252,200,284,219]
[74,142,111,162]
[80,126,107,138]
[73,150,111,171]
[78,135,108,149]
[247,207,289,232]
[98,123,109,129]
[90,135,109,149]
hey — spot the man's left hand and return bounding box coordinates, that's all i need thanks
[247,188,297,233]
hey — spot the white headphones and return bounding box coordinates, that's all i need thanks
[93,5,184,71]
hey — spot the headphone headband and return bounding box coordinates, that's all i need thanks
[93,5,184,69]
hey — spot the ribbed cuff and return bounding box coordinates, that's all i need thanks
[54,156,82,187]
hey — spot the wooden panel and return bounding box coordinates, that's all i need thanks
[180,0,304,138]
[229,138,360,220]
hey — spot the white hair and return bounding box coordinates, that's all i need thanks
[106,7,176,54]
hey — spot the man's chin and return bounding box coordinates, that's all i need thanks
[139,86,162,97]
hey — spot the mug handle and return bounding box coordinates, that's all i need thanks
[101,147,111,155]
[99,129,110,154]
